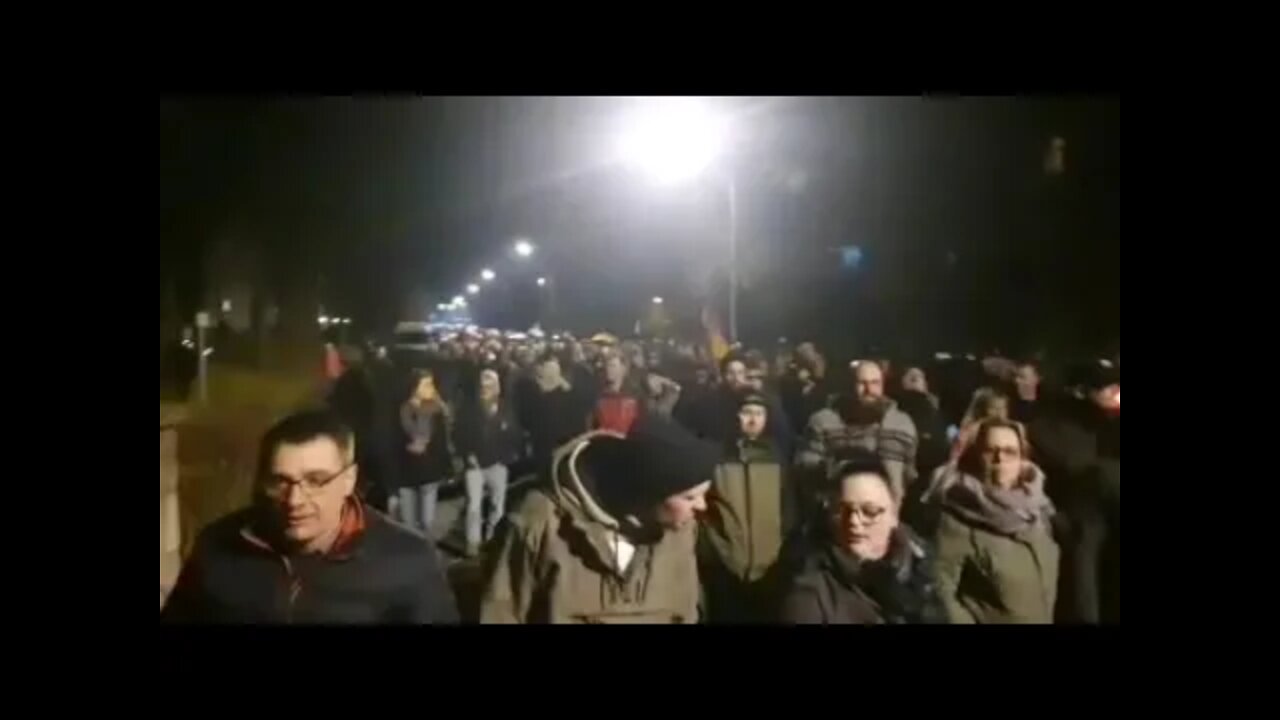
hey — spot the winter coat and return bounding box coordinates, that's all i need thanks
[527,387,592,473]
[479,431,700,624]
[781,375,834,436]
[1026,396,1120,624]
[797,399,918,501]
[1062,459,1120,623]
[397,399,453,488]
[1027,396,1113,507]
[683,386,794,459]
[896,389,949,483]
[701,438,798,584]
[781,527,946,624]
[160,499,458,624]
[698,438,802,622]
[454,398,523,468]
[930,463,1060,624]
[329,368,374,440]
[1010,397,1041,424]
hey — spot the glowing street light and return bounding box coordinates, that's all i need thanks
[652,296,664,305]
[618,98,727,186]
[318,315,330,326]
[452,296,467,308]
[514,239,535,258]
[617,97,739,342]
[467,283,481,295]
[536,276,547,287]
[480,268,496,282]
[436,303,449,311]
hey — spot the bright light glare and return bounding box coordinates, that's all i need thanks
[467,283,481,295]
[536,277,547,287]
[452,296,467,308]
[436,304,449,311]
[514,239,534,257]
[652,296,664,305]
[481,269,496,282]
[318,316,330,325]
[618,98,727,185]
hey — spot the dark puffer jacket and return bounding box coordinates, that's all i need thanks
[160,500,458,624]
[781,526,946,625]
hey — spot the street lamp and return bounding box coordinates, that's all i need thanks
[652,296,664,305]
[618,98,739,341]
[481,268,496,282]
[467,283,480,295]
[514,239,535,258]
[536,276,547,287]
[452,296,467,308]
[618,98,727,186]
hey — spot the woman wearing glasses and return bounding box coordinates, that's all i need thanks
[780,449,945,624]
[925,419,1059,623]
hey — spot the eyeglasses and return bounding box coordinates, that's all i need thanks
[261,461,355,500]
[836,503,889,525]
[982,446,1023,461]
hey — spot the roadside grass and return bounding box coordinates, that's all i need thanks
[174,364,324,557]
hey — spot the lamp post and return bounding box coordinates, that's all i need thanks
[618,98,738,341]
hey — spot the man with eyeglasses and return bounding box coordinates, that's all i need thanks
[161,410,458,624]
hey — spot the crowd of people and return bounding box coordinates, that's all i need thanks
[161,328,1120,625]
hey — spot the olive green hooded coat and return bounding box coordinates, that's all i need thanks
[480,431,700,624]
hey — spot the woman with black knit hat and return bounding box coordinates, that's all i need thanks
[480,415,719,624]
[781,449,945,624]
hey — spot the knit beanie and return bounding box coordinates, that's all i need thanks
[585,415,720,516]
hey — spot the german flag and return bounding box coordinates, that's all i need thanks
[701,305,731,362]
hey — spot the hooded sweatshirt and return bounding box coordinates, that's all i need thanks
[479,431,701,624]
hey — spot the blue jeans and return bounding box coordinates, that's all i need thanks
[391,484,438,535]
[465,464,509,548]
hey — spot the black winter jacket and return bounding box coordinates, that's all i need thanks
[160,502,458,624]
[454,399,524,468]
[781,527,946,625]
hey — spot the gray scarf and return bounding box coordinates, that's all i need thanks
[939,463,1055,537]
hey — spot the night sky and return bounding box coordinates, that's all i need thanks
[160,96,1120,356]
